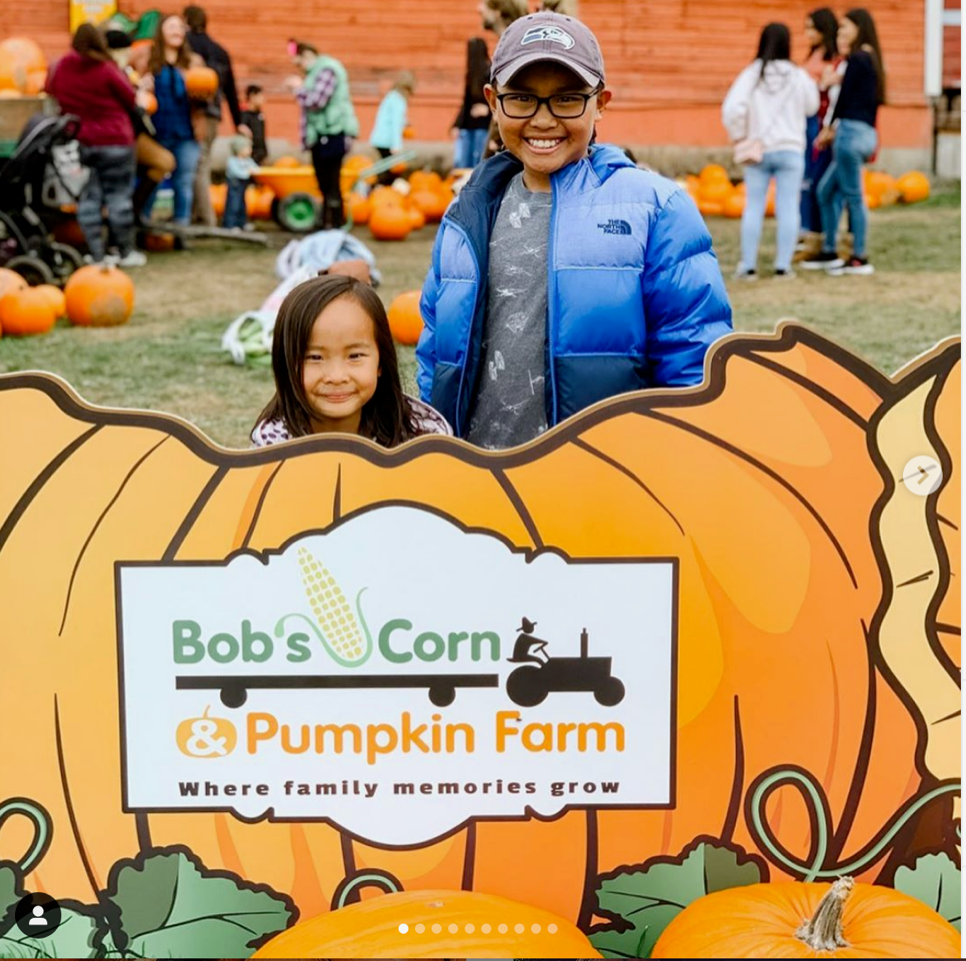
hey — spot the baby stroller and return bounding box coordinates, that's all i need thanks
[0,112,86,286]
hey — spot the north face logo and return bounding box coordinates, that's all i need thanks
[597,219,632,236]
[521,25,576,49]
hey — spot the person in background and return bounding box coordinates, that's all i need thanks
[240,83,268,164]
[800,8,839,245]
[539,0,579,12]
[451,38,491,170]
[103,29,177,228]
[723,23,819,279]
[478,0,529,159]
[370,71,415,184]
[134,14,207,228]
[285,40,359,230]
[183,5,249,226]
[46,24,148,267]
[802,7,886,275]
[222,134,259,230]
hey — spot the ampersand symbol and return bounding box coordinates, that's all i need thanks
[186,718,228,757]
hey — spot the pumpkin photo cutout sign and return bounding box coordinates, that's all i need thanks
[0,324,959,960]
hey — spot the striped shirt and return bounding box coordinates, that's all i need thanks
[296,68,337,149]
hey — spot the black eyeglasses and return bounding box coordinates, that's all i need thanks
[495,90,600,119]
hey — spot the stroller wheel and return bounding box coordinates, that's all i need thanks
[44,243,84,286]
[6,255,55,287]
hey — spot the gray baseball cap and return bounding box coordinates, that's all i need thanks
[490,12,605,89]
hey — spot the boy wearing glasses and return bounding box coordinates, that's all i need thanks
[417,12,732,449]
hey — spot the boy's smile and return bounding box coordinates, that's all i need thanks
[485,62,611,192]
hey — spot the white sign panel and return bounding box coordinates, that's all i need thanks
[117,506,676,845]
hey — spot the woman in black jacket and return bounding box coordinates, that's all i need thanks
[802,7,886,275]
[450,38,490,169]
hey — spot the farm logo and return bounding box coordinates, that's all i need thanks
[597,219,632,236]
[521,25,575,49]
[118,506,675,842]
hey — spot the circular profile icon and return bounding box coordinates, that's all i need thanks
[14,893,62,938]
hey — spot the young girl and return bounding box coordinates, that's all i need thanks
[252,275,452,447]
[803,7,886,275]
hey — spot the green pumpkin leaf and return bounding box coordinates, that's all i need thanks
[589,838,764,959]
[102,846,295,959]
[894,852,961,931]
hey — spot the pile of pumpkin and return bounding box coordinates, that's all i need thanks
[684,163,932,219]
[0,36,47,97]
[209,182,276,223]
[0,265,134,336]
[347,169,456,242]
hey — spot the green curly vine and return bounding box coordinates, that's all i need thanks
[748,769,961,881]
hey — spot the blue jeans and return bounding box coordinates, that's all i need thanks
[800,115,833,233]
[817,119,877,258]
[453,128,488,169]
[739,149,805,273]
[223,176,248,228]
[142,138,201,225]
[78,144,136,260]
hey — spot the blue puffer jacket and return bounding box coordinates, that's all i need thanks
[417,144,733,438]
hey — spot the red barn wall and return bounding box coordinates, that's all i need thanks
[0,0,933,150]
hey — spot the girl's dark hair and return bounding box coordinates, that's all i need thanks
[257,275,418,447]
[149,15,192,73]
[466,37,489,102]
[756,23,791,80]
[808,8,838,60]
[292,39,319,57]
[845,8,887,104]
[72,23,111,62]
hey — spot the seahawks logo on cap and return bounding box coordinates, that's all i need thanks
[521,25,576,49]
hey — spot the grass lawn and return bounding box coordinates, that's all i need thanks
[0,183,959,449]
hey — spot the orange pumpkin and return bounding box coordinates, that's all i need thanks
[23,68,47,96]
[697,199,724,217]
[210,182,228,218]
[387,289,423,344]
[698,180,732,206]
[369,204,412,241]
[348,194,371,225]
[246,184,275,220]
[141,92,158,115]
[144,232,176,252]
[723,192,745,218]
[0,37,45,93]
[252,889,600,959]
[699,163,729,186]
[0,267,27,299]
[0,326,946,924]
[402,125,416,140]
[369,185,406,208]
[406,205,426,231]
[409,188,451,223]
[33,284,66,318]
[64,264,135,327]
[651,878,960,959]
[274,155,302,169]
[0,286,58,336]
[409,170,442,192]
[184,65,219,100]
[896,171,930,204]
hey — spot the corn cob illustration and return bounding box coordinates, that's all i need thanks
[275,546,373,667]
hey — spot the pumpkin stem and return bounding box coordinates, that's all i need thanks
[795,876,853,951]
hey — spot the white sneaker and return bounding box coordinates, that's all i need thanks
[116,250,148,268]
[733,267,758,281]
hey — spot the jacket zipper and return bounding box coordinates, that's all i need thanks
[547,173,559,425]
[449,218,484,437]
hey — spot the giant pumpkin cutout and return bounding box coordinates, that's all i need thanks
[0,324,958,959]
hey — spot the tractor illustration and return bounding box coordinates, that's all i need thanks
[504,618,625,707]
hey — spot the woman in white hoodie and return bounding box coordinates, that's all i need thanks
[723,23,819,278]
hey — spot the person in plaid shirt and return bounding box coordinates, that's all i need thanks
[285,40,359,230]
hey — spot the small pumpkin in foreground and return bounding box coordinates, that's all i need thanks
[0,267,26,299]
[251,889,600,959]
[0,286,58,335]
[651,877,960,959]
[64,264,135,327]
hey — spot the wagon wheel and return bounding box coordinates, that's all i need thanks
[275,192,320,233]
[505,665,547,707]
[6,254,55,287]
[594,676,625,707]
[42,242,84,287]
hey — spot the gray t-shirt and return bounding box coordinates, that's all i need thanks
[465,173,551,450]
